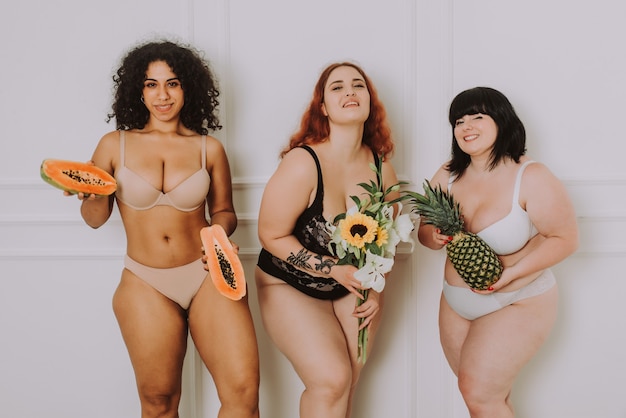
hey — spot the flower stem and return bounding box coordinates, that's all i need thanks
[357,288,369,364]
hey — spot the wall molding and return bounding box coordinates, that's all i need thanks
[2,208,621,227]
[0,176,269,189]
[0,214,261,225]
[4,176,625,196]
[2,179,624,259]
[0,247,264,261]
[6,173,624,189]
[4,174,626,191]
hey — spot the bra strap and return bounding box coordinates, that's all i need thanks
[512,160,535,204]
[119,130,126,167]
[448,174,456,193]
[201,135,207,169]
[299,145,324,205]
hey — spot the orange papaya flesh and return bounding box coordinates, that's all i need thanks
[40,159,117,196]
[200,225,246,300]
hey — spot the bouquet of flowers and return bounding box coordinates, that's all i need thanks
[327,156,414,364]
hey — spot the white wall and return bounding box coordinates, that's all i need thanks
[1,1,625,417]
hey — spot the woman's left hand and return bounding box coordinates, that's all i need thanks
[471,267,516,294]
[353,290,381,330]
[200,226,240,271]
[229,239,240,254]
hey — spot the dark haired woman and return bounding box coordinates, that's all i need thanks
[71,40,259,418]
[417,87,578,417]
[255,62,401,418]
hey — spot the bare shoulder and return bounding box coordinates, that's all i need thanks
[272,148,317,187]
[380,157,398,172]
[429,162,452,189]
[521,159,570,204]
[260,147,317,216]
[90,130,122,172]
[278,146,317,175]
[204,134,226,152]
[93,130,122,156]
[522,160,560,187]
[97,129,122,147]
[380,158,399,183]
[202,135,229,170]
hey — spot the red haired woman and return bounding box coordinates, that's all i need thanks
[255,62,400,418]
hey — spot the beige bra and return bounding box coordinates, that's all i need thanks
[114,131,210,212]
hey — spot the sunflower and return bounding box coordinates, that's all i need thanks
[339,212,378,249]
[375,226,389,247]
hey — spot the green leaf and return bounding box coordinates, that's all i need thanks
[332,212,347,223]
[368,202,382,213]
[350,195,362,208]
[357,181,373,191]
[368,244,384,256]
[336,257,353,266]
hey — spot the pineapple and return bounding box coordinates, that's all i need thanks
[405,180,503,290]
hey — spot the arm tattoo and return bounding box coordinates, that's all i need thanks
[287,248,312,269]
[314,254,335,274]
[286,249,335,275]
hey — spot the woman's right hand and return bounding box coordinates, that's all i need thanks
[333,264,365,299]
[64,191,98,201]
[433,228,453,248]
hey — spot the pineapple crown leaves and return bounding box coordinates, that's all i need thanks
[404,179,464,236]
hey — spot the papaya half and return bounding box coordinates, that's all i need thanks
[200,224,246,300]
[40,159,116,196]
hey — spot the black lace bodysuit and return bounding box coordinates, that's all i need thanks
[257,145,380,300]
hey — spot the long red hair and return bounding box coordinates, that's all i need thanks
[280,62,394,158]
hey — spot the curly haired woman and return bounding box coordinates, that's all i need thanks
[71,40,259,418]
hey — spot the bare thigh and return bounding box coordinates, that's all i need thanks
[255,268,352,386]
[112,269,189,395]
[441,285,558,392]
[187,275,260,395]
[332,290,385,378]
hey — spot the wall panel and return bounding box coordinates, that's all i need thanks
[0,1,199,417]
[1,0,625,417]
[193,1,420,416]
[448,1,626,416]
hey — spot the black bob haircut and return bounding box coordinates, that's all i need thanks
[447,86,526,178]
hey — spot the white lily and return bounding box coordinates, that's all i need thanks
[345,205,359,216]
[383,205,415,256]
[354,250,394,292]
[380,204,395,222]
[394,212,414,242]
[392,213,415,251]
